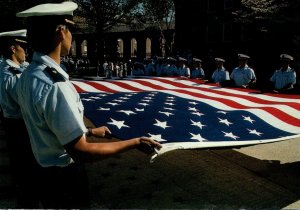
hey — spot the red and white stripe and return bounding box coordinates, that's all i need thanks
[71,77,300,134]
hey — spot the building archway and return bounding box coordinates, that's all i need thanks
[131,38,137,58]
[117,38,124,58]
[81,40,88,57]
[71,40,76,57]
[146,38,152,58]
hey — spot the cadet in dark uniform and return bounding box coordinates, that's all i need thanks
[16,2,161,208]
[0,29,39,208]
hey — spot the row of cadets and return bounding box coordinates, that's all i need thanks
[0,29,39,207]
[144,58,156,75]
[131,61,145,76]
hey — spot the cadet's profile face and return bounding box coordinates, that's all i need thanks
[61,25,72,56]
[238,59,247,66]
[280,60,289,68]
[13,44,26,64]
[216,62,223,68]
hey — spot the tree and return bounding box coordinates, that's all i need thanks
[135,0,175,57]
[74,0,142,62]
[232,0,300,86]
[233,0,300,46]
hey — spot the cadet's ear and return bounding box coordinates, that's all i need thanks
[56,25,66,41]
[10,45,16,53]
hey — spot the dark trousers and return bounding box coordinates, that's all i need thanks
[2,117,40,208]
[37,163,90,209]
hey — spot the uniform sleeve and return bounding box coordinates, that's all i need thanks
[43,83,87,145]
[201,68,205,76]
[270,71,276,82]
[211,70,216,81]
[186,67,191,77]
[230,69,235,79]
[2,73,18,102]
[249,68,256,80]
[225,71,230,80]
[288,71,297,84]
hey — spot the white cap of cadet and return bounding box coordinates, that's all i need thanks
[0,29,26,38]
[16,1,78,17]
[280,54,294,61]
[238,53,250,60]
[0,29,27,44]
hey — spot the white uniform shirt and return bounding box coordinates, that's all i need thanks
[16,52,87,167]
[190,68,205,79]
[270,67,296,90]
[176,65,191,77]
[0,59,24,118]
[230,65,256,87]
[211,67,230,83]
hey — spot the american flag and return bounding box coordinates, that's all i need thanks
[71,76,300,159]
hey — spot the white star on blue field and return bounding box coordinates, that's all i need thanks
[81,91,294,143]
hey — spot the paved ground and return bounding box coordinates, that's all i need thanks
[1,118,300,209]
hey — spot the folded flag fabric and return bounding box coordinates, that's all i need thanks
[71,77,300,161]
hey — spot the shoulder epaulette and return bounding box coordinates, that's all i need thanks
[8,67,21,75]
[43,67,65,83]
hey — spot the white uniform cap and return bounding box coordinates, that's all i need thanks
[16,1,78,17]
[192,58,202,63]
[215,57,225,62]
[0,29,27,44]
[166,57,177,62]
[178,57,187,62]
[0,29,26,38]
[238,53,250,60]
[280,54,293,61]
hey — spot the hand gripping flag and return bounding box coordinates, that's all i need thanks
[71,77,300,161]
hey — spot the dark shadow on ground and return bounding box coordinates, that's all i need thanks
[86,148,300,209]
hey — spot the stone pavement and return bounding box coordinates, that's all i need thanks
[1,118,300,209]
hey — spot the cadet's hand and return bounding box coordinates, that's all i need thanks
[136,137,162,154]
[91,126,111,138]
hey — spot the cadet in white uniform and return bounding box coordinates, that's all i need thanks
[163,57,177,76]
[190,58,205,79]
[230,54,256,88]
[211,57,230,84]
[16,2,161,208]
[270,54,296,93]
[176,57,190,78]
[0,29,39,208]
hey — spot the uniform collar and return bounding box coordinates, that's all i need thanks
[32,52,69,80]
[239,64,248,69]
[5,59,20,68]
[280,66,292,72]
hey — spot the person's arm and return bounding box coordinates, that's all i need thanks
[242,69,256,88]
[65,131,162,162]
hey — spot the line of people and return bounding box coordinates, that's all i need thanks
[125,53,297,94]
